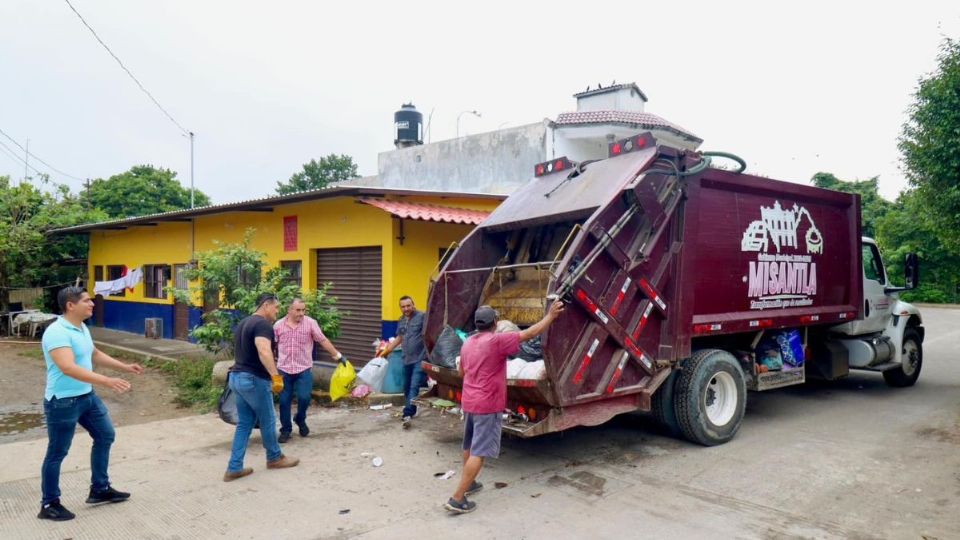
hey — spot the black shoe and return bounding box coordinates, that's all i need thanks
[38,500,75,521]
[85,486,130,505]
[444,496,477,514]
[297,422,309,437]
[465,481,483,496]
[278,432,291,443]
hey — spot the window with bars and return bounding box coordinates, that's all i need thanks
[280,260,302,288]
[173,264,191,291]
[144,265,171,299]
[106,265,125,297]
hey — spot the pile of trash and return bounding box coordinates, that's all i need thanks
[428,319,547,381]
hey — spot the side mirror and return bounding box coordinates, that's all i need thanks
[904,253,919,290]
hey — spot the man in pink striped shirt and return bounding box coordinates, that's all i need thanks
[274,298,345,443]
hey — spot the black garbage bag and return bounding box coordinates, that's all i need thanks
[431,325,463,369]
[218,372,259,428]
[517,336,542,361]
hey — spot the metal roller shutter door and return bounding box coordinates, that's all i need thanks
[316,247,382,363]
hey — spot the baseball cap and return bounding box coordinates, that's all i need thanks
[474,305,497,328]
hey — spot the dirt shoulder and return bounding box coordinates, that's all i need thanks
[0,340,196,444]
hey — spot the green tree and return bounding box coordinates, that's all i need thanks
[0,175,107,312]
[275,154,359,195]
[172,229,341,355]
[899,38,960,252]
[810,172,894,237]
[83,165,210,219]
[877,189,960,303]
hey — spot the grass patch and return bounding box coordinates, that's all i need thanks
[142,356,222,413]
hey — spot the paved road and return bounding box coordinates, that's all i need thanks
[1,307,958,539]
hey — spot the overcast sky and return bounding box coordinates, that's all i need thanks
[1,1,958,204]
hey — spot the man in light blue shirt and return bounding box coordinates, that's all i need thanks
[37,287,144,522]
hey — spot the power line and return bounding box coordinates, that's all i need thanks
[0,126,85,181]
[63,0,189,136]
[0,138,45,177]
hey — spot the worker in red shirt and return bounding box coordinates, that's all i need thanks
[444,300,564,514]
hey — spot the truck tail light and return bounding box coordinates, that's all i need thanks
[608,133,656,157]
[534,157,575,177]
[749,319,773,328]
[799,315,820,323]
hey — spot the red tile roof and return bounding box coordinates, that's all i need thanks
[357,198,491,225]
[554,110,701,142]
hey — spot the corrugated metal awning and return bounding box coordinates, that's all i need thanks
[357,198,491,225]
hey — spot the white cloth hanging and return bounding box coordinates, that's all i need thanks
[94,278,126,296]
[122,268,143,289]
[93,267,143,296]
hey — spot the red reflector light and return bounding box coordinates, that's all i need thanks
[536,164,545,176]
[555,159,565,171]
[635,135,646,148]
[693,323,722,334]
[749,319,773,328]
[799,314,820,323]
[611,143,622,155]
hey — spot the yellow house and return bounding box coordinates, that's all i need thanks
[55,187,504,361]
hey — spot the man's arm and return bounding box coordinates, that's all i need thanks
[380,335,402,357]
[92,348,144,375]
[254,337,280,377]
[319,339,344,362]
[49,347,132,393]
[518,300,565,343]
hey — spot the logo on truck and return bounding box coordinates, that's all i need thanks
[741,201,822,310]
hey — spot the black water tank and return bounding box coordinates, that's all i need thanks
[394,103,423,148]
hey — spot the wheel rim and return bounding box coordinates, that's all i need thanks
[902,339,920,376]
[704,371,738,426]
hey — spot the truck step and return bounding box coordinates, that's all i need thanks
[747,368,805,391]
[858,361,900,372]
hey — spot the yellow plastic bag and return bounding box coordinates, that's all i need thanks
[329,360,357,402]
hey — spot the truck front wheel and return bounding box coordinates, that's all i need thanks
[674,349,746,446]
[883,328,923,387]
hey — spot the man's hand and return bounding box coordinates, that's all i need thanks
[271,374,284,394]
[547,299,565,320]
[126,363,145,375]
[107,377,132,394]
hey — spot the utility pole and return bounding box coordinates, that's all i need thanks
[189,131,195,209]
[23,138,29,185]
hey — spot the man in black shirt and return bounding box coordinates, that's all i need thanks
[224,293,299,481]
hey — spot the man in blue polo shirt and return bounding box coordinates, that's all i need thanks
[37,287,144,522]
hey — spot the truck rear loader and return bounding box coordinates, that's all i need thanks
[422,133,924,446]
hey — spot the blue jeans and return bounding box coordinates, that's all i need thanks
[278,368,313,435]
[227,372,281,473]
[402,361,427,418]
[41,392,116,505]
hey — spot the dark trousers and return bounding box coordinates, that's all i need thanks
[41,392,115,505]
[402,361,427,418]
[278,369,313,434]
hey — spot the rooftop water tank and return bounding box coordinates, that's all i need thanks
[394,103,423,148]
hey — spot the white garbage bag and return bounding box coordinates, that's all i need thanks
[357,357,389,393]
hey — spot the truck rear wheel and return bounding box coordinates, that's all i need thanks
[651,369,681,437]
[674,349,746,446]
[883,328,923,387]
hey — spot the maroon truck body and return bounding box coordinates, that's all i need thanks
[423,136,863,436]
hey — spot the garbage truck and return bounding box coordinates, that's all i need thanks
[421,133,923,446]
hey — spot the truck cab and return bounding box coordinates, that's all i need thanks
[829,238,924,386]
